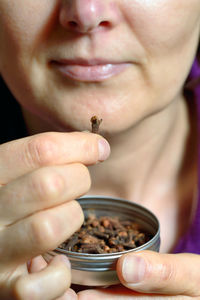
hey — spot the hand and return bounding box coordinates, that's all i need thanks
[78,250,200,299]
[0,131,110,299]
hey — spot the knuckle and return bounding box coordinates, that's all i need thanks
[26,133,58,167]
[153,259,175,291]
[143,255,176,293]
[159,261,174,283]
[30,169,65,202]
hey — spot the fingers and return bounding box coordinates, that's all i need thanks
[0,131,110,184]
[0,200,84,265]
[117,250,200,297]
[14,255,72,300]
[23,257,77,300]
[0,163,90,226]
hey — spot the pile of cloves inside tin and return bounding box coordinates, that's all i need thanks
[59,215,152,254]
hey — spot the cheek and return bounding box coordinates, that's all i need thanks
[0,1,58,71]
[120,0,200,112]
[122,0,200,55]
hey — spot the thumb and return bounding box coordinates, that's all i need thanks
[116,250,200,297]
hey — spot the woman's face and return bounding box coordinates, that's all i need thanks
[0,0,200,133]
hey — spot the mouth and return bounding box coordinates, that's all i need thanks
[50,58,131,82]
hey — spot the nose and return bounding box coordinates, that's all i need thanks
[59,0,118,33]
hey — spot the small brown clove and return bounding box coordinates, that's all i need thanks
[90,116,102,133]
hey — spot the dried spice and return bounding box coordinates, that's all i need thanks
[90,116,102,133]
[59,215,152,254]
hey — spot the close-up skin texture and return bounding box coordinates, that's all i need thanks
[0,0,200,299]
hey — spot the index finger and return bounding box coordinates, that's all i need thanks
[0,131,110,184]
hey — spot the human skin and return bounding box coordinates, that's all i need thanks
[0,0,199,133]
[0,0,200,299]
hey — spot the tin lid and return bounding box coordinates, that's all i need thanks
[55,196,160,272]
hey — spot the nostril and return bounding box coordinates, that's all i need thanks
[68,21,78,28]
[99,21,110,28]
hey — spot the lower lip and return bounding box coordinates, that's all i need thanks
[52,62,131,82]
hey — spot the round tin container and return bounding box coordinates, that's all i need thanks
[43,196,160,286]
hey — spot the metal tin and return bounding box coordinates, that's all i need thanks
[43,196,160,286]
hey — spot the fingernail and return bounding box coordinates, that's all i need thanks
[60,255,71,269]
[122,255,146,284]
[98,139,110,161]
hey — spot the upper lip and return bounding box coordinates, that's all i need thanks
[51,58,128,66]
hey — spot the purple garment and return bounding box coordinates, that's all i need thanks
[173,59,200,254]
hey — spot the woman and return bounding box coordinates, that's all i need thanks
[0,0,200,299]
